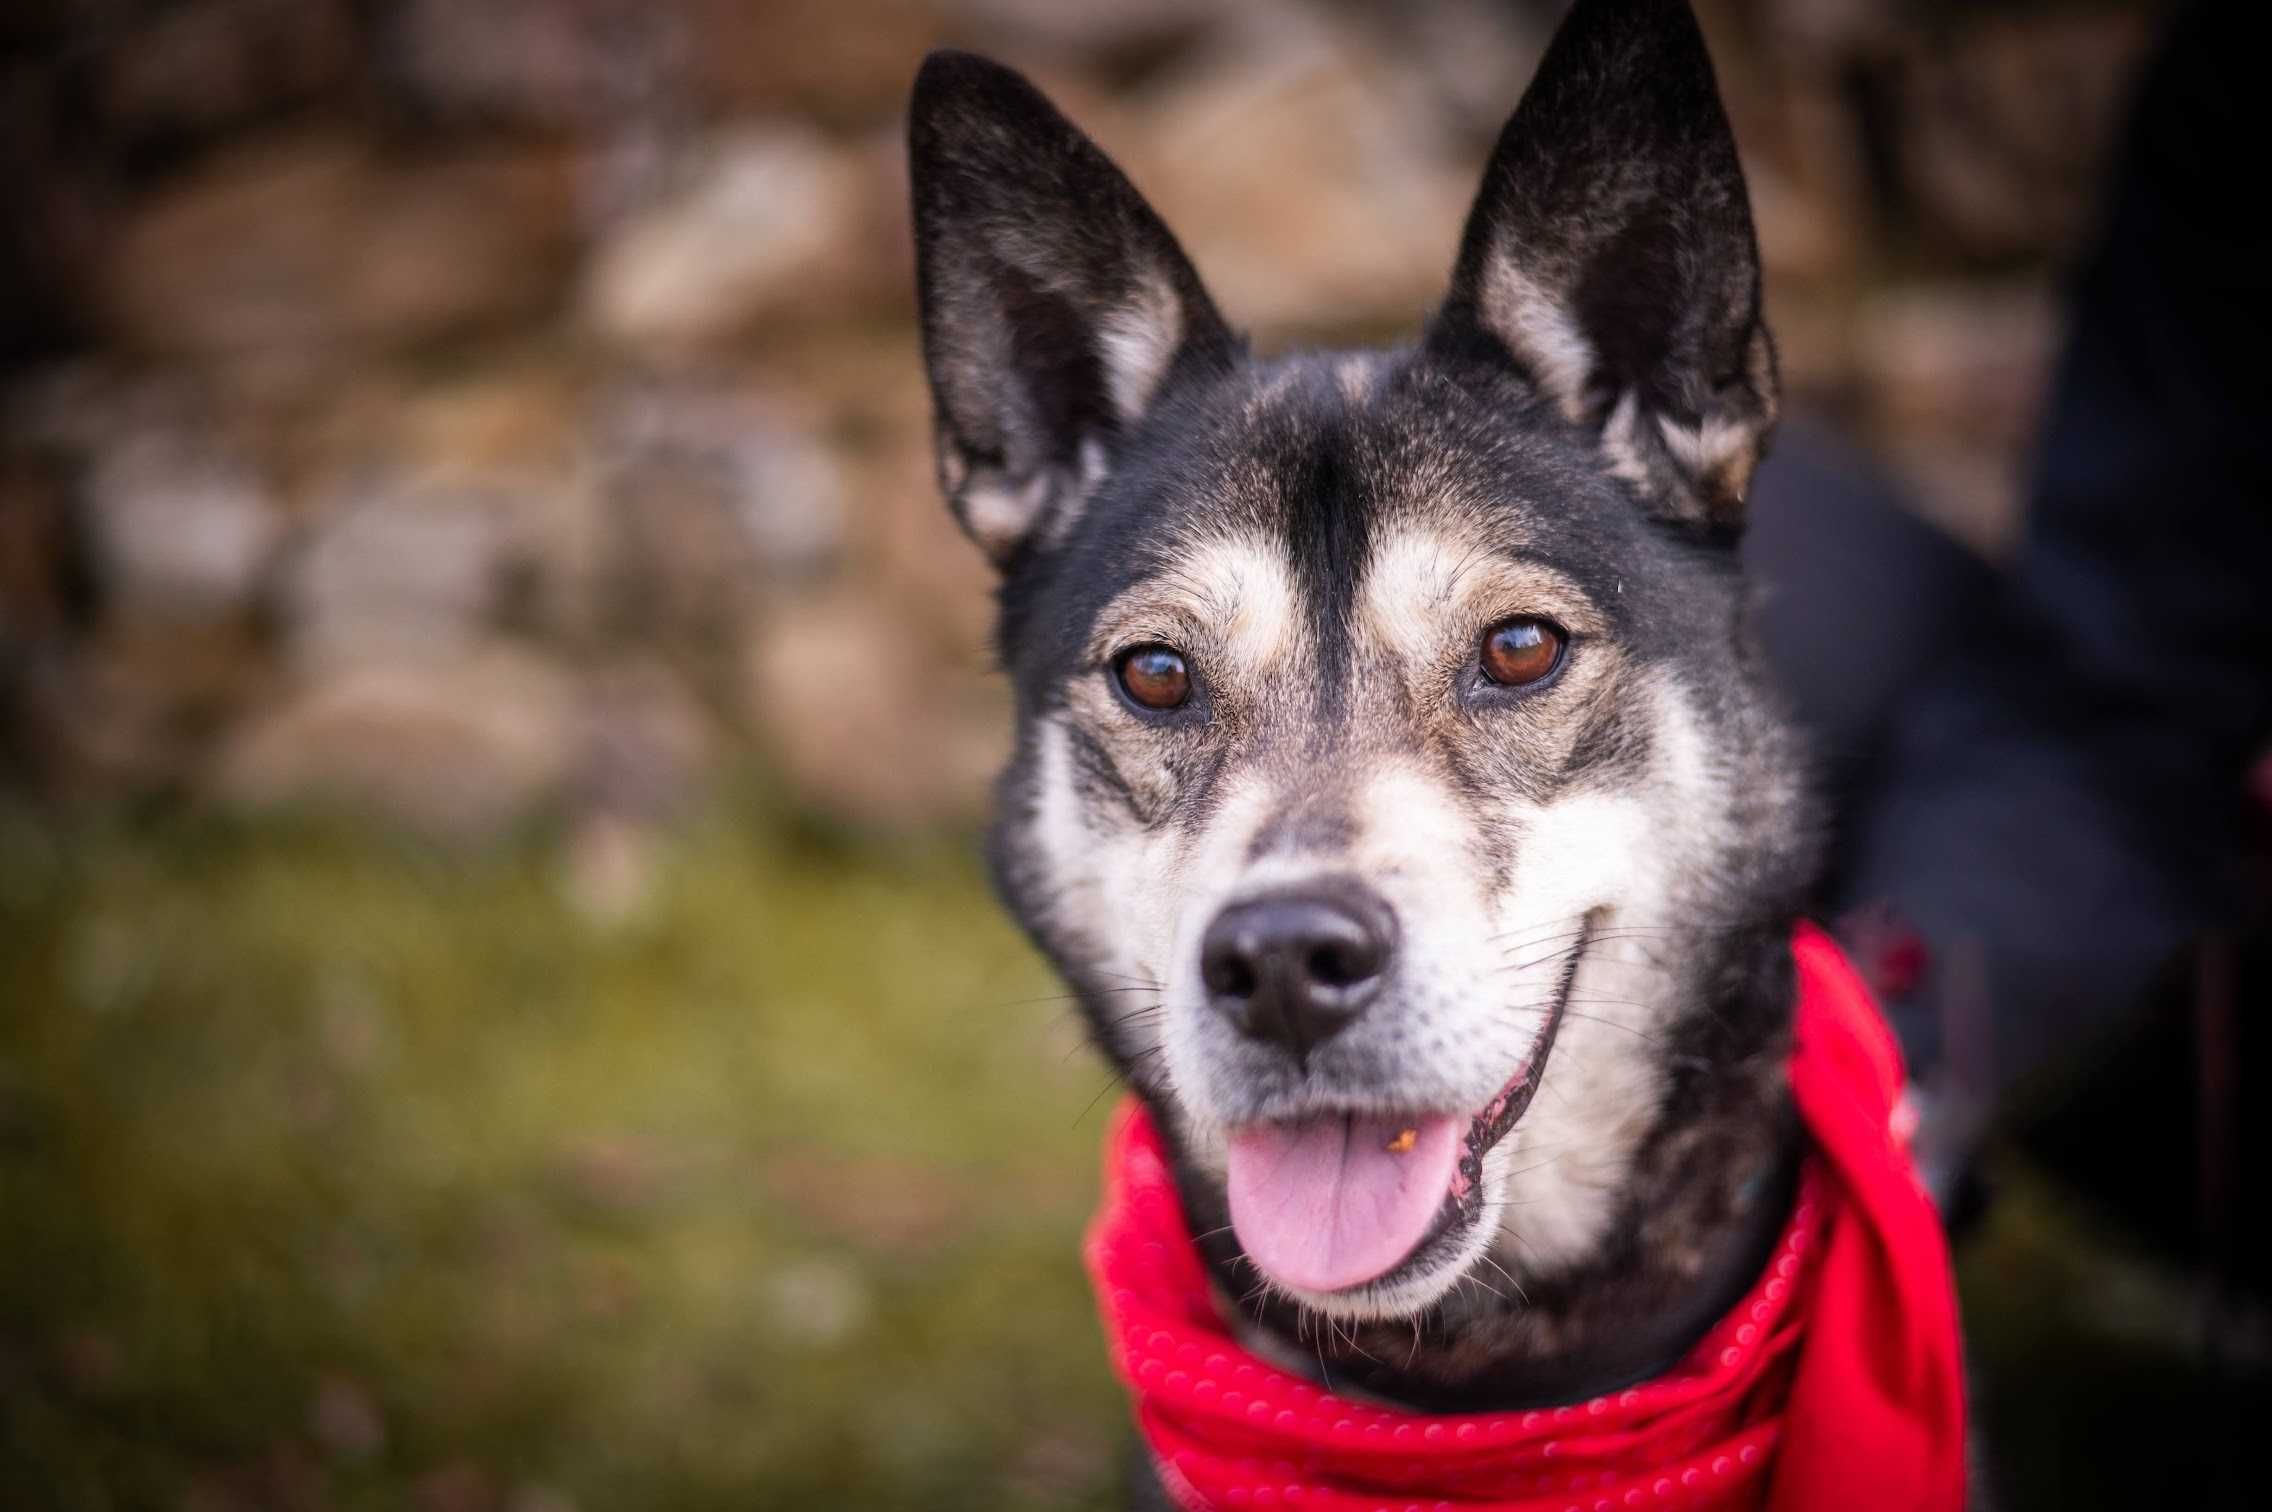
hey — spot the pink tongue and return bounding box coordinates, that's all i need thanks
[1225,1113,1463,1294]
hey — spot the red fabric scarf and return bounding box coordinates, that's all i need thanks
[1084,924,1966,1510]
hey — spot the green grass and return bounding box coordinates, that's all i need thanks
[0,799,1129,1510]
[0,798,2241,1509]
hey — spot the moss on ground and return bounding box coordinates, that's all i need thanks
[0,800,1126,1511]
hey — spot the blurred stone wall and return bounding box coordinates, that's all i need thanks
[0,0,2158,838]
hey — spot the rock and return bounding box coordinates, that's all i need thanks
[101,130,579,363]
[1855,282,2058,556]
[13,622,268,795]
[581,127,870,353]
[4,363,224,461]
[385,0,672,129]
[282,471,507,670]
[1762,0,1898,58]
[387,365,590,482]
[284,363,612,647]
[1743,77,1871,293]
[603,377,846,578]
[392,368,612,644]
[574,659,716,820]
[1746,158,1852,291]
[210,647,578,839]
[677,0,945,126]
[1315,0,1554,144]
[830,388,999,653]
[0,459,71,645]
[80,431,281,625]
[387,0,942,129]
[740,586,1007,828]
[1855,282,2058,453]
[1121,12,1478,338]
[596,377,849,642]
[1889,11,2151,262]
[605,459,760,644]
[0,0,2162,840]
[950,0,1222,66]
[1875,441,2025,563]
[89,0,355,154]
[1760,287,1853,405]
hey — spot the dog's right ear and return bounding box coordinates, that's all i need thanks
[1429,0,1777,533]
[908,51,1238,567]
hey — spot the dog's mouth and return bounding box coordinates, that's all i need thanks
[1222,920,1590,1298]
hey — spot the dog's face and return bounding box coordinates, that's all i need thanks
[911,0,1811,1323]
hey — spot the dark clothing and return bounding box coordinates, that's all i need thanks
[1748,0,2271,1098]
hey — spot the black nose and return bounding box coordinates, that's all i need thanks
[1200,885,1396,1060]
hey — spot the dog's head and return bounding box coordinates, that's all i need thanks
[910,0,1813,1324]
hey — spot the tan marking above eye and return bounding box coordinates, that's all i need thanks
[1085,534,1301,689]
[1354,531,1601,681]
[1480,617,1567,687]
[1115,645,1192,710]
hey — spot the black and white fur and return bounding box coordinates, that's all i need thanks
[911,0,1821,1440]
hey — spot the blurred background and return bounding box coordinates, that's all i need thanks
[0,1,2237,1508]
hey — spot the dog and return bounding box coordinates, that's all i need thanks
[907,1,1962,1504]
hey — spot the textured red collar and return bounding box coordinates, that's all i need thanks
[1084,924,1966,1510]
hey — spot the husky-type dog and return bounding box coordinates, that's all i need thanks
[910,0,1831,1476]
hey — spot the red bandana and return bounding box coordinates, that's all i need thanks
[1084,924,1966,1510]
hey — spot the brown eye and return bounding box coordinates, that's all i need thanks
[1115,645,1192,711]
[1480,617,1567,687]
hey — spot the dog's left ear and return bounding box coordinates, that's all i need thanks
[1429,0,1776,531]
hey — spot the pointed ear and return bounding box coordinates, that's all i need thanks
[908,51,1239,567]
[1429,0,1776,531]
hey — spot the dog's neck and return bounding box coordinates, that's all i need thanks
[1173,932,1804,1413]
